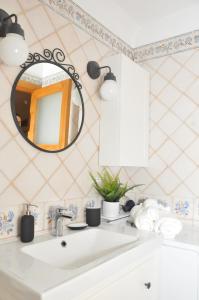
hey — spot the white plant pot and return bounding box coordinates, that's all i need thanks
[103,201,120,218]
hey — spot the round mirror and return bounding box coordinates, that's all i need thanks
[11,61,84,153]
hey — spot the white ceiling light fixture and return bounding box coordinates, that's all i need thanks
[0,9,28,66]
[87,61,118,101]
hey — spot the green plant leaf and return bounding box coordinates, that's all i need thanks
[90,169,144,202]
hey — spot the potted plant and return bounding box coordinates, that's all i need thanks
[90,169,142,218]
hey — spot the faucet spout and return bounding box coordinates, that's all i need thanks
[54,208,74,236]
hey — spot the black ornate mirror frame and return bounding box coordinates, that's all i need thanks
[10,48,85,153]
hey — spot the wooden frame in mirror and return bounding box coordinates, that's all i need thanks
[10,49,84,153]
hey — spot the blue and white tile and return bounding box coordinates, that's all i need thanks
[173,198,194,219]
[0,207,20,238]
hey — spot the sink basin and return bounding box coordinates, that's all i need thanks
[22,228,137,270]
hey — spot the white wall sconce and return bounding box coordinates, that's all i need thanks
[0,9,28,66]
[87,61,118,101]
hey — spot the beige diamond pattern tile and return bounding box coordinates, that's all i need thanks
[172,50,194,64]
[150,126,167,151]
[83,40,101,61]
[186,139,199,163]
[44,6,69,29]
[158,57,181,81]
[32,184,60,204]
[171,154,196,180]
[84,100,99,128]
[18,14,38,46]
[0,172,9,194]
[64,148,86,178]
[89,120,100,145]
[65,183,84,199]
[76,168,92,195]
[0,185,25,207]
[151,73,168,96]
[171,94,196,121]
[157,168,180,194]
[0,102,18,135]
[0,121,11,149]
[150,100,167,123]
[186,79,199,104]
[186,109,199,135]
[0,0,22,14]
[49,166,73,198]
[132,169,153,187]
[0,140,29,180]
[73,25,91,45]
[158,140,181,165]
[70,47,87,75]
[78,133,97,162]
[26,6,54,40]
[172,68,195,92]
[148,154,167,178]
[158,111,181,136]
[58,24,81,54]
[33,153,61,179]
[0,70,11,107]
[18,0,39,10]
[174,184,194,198]
[185,51,199,76]
[158,83,181,108]
[171,124,196,150]
[14,163,45,200]
[144,182,166,198]
[186,170,199,196]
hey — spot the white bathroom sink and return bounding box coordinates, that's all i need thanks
[22,228,137,270]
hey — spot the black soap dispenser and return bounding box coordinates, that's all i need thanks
[20,204,37,243]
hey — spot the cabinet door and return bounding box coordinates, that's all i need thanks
[88,256,159,300]
[160,246,198,300]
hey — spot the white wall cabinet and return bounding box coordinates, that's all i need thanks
[159,245,198,300]
[99,54,149,167]
[87,255,159,300]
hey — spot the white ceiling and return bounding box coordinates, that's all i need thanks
[113,0,198,25]
[74,0,199,47]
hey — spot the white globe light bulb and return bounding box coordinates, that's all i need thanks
[100,80,118,101]
[0,33,28,66]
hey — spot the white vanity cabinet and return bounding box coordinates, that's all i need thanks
[159,245,198,300]
[87,255,159,300]
[99,53,149,167]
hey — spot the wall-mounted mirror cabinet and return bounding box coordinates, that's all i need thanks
[11,49,84,153]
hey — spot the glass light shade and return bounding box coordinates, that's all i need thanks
[99,80,118,101]
[0,33,28,66]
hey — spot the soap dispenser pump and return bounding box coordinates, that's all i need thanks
[20,204,37,243]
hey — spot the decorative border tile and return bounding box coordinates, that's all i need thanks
[134,31,199,62]
[40,0,199,63]
[39,0,134,60]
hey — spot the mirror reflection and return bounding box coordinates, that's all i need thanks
[13,62,83,152]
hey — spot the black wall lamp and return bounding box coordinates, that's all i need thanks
[87,61,118,101]
[0,9,28,66]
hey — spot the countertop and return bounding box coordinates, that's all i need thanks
[1,219,199,300]
[163,221,199,252]
[0,220,161,300]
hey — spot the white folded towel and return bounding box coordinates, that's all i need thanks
[154,217,182,239]
[144,206,159,222]
[144,198,170,212]
[134,209,154,232]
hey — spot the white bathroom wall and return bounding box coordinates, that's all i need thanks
[0,0,199,240]
[0,0,132,239]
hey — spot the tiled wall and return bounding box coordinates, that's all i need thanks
[134,50,199,221]
[0,0,199,239]
[0,0,133,239]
